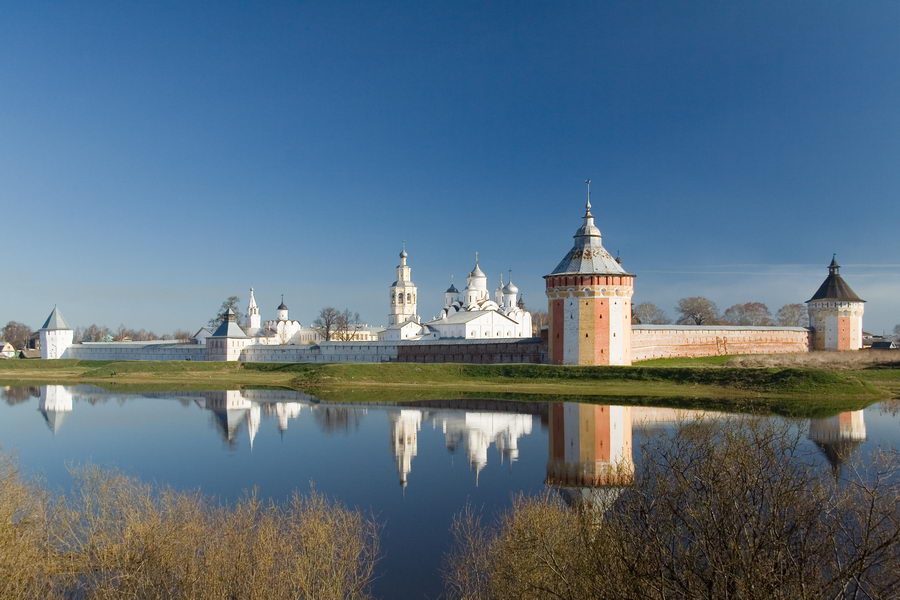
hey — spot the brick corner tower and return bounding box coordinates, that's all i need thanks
[544,181,635,365]
[806,256,865,351]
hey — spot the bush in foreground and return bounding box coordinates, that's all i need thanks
[445,420,900,600]
[0,458,379,600]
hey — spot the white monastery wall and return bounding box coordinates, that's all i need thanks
[63,342,207,361]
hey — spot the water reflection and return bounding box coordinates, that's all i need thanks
[11,385,871,492]
[809,411,867,477]
[39,384,74,434]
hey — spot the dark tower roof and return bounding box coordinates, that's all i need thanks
[277,294,288,310]
[807,256,864,303]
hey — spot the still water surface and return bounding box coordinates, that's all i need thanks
[1,385,898,599]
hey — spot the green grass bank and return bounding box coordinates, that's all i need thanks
[0,358,894,416]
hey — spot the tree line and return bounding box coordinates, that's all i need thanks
[634,298,810,327]
[1,320,193,349]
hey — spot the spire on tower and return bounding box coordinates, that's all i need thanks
[584,178,592,215]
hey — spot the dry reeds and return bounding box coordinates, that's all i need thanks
[0,459,378,600]
[728,350,900,370]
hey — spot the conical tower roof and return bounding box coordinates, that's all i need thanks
[210,308,248,338]
[547,183,630,277]
[807,256,864,302]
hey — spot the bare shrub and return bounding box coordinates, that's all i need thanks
[0,456,59,599]
[728,350,900,370]
[0,459,379,600]
[444,420,900,600]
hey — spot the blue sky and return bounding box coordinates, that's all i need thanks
[2,1,898,333]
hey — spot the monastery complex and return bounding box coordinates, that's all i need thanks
[37,185,866,365]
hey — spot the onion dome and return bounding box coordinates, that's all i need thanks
[503,280,519,294]
[446,283,459,294]
[807,256,864,303]
[400,248,408,259]
[277,294,288,311]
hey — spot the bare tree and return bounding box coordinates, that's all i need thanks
[172,329,193,341]
[1,321,32,350]
[334,309,364,342]
[208,296,241,329]
[528,310,548,336]
[675,297,720,325]
[723,301,774,326]
[79,324,112,342]
[313,307,341,341]
[777,303,809,327]
[632,302,670,325]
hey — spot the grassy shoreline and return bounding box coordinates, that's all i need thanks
[0,359,895,416]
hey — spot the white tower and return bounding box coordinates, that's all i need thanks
[276,295,289,322]
[388,246,418,326]
[39,306,74,360]
[502,274,519,310]
[247,288,261,335]
[464,253,489,308]
[807,256,865,351]
[444,279,460,309]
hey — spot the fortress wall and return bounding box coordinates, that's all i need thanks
[240,342,399,363]
[62,343,206,362]
[631,326,809,361]
[395,339,545,364]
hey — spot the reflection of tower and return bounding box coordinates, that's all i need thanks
[809,411,867,477]
[38,385,73,433]
[203,390,252,446]
[390,409,422,488]
[546,403,634,508]
[246,403,261,450]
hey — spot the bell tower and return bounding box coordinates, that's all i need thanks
[544,180,635,365]
[389,245,418,326]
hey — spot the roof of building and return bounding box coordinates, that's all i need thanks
[446,283,459,293]
[432,309,518,325]
[807,257,864,303]
[18,349,41,359]
[41,306,71,330]
[547,196,631,277]
[210,309,248,338]
[871,341,897,349]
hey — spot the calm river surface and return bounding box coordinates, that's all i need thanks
[1,385,898,599]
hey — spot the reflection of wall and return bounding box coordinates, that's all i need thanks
[39,385,73,433]
[809,410,867,474]
[546,403,634,488]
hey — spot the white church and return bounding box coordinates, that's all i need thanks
[380,248,533,341]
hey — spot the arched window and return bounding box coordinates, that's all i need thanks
[406,293,411,303]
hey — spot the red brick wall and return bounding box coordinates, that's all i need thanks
[632,327,809,361]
